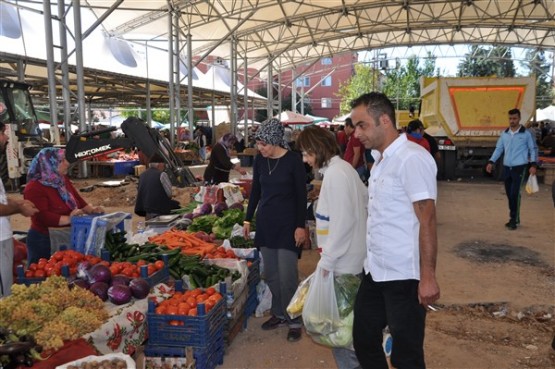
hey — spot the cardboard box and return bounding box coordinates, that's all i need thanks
[134,164,146,176]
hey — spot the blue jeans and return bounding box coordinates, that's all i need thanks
[26,229,51,266]
[353,272,426,369]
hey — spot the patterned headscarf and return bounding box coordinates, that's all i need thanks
[27,147,77,209]
[254,118,289,148]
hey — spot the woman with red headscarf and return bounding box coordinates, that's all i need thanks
[203,133,247,184]
[23,147,104,265]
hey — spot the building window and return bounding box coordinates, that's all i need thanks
[296,76,310,87]
[321,98,332,108]
[321,76,332,86]
[321,57,332,65]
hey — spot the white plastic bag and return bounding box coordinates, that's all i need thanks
[525,174,539,194]
[302,265,340,336]
[255,280,272,317]
[286,272,314,319]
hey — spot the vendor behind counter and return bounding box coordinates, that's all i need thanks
[134,153,180,220]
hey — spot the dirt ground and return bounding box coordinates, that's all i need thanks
[7,173,555,369]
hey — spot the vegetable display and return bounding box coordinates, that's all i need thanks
[212,209,244,240]
[0,276,108,352]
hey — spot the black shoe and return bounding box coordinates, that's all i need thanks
[287,327,302,342]
[505,220,517,230]
[261,316,286,331]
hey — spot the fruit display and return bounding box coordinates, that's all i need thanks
[0,276,108,352]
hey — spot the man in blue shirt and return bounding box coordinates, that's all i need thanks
[486,108,537,230]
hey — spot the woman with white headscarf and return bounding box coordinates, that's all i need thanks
[243,118,307,342]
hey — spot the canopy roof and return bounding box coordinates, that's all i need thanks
[85,0,554,72]
[1,0,553,109]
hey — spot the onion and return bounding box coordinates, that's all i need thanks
[111,274,131,287]
[87,264,111,284]
[76,261,92,279]
[129,278,151,299]
[89,282,109,301]
[107,285,133,305]
[69,278,90,290]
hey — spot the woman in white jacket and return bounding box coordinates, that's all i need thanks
[296,125,367,369]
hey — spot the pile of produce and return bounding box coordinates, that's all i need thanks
[229,236,255,249]
[0,276,108,352]
[22,250,103,279]
[154,287,223,319]
[0,327,42,368]
[71,263,152,305]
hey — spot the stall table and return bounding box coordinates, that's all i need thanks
[87,160,140,178]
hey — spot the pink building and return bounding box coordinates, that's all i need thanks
[279,52,357,120]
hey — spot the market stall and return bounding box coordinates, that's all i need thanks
[87,151,141,178]
[2,187,261,368]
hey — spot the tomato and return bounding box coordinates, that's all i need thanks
[24,270,34,278]
[28,263,37,271]
[166,306,178,315]
[147,265,157,276]
[136,260,147,267]
[169,320,181,326]
[34,269,46,278]
[188,308,198,316]
[154,260,165,271]
[186,297,197,308]
[121,267,135,277]
[204,300,215,312]
[196,294,208,303]
[205,287,216,296]
[155,306,167,315]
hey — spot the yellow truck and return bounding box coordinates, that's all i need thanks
[419,76,536,179]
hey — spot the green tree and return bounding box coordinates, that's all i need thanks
[457,45,516,77]
[381,54,436,110]
[336,63,380,114]
[522,49,553,108]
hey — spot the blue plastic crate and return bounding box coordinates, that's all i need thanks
[113,160,140,175]
[146,297,226,347]
[142,265,170,288]
[71,213,131,256]
[144,337,224,369]
[244,289,258,317]
[14,264,70,286]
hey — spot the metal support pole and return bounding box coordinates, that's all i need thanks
[187,33,194,132]
[73,0,87,176]
[230,36,238,135]
[167,9,175,146]
[58,0,71,139]
[43,0,60,145]
[171,11,180,146]
[243,57,249,145]
[292,69,297,113]
[267,58,273,118]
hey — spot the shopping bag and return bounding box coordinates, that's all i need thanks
[302,265,340,336]
[286,272,314,319]
[525,174,539,195]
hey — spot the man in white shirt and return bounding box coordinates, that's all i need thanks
[0,121,38,296]
[350,92,440,369]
